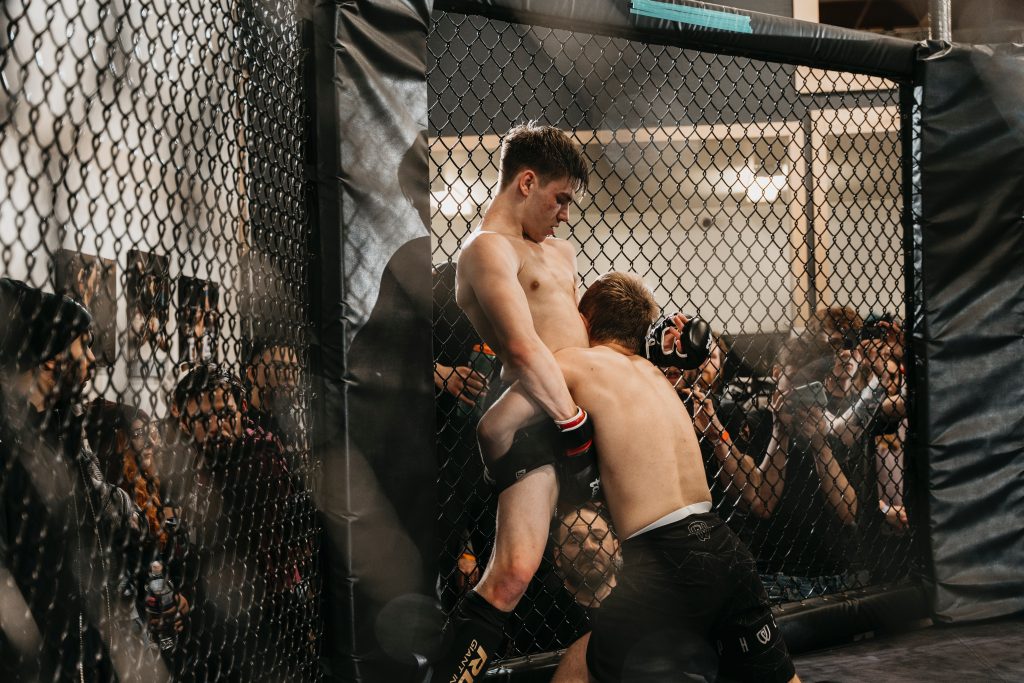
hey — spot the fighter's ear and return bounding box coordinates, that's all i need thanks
[517,169,536,197]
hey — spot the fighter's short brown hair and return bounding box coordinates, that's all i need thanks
[498,123,589,192]
[578,272,659,354]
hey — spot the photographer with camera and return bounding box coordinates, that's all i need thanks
[667,331,790,521]
[810,308,909,532]
[736,333,864,602]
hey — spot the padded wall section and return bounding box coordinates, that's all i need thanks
[306,1,436,680]
[918,42,1024,621]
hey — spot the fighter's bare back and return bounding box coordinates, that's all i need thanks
[555,344,712,538]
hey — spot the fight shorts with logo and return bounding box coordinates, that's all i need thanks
[483,419,560,495]
[587,508,796,683]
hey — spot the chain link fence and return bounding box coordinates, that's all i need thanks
[1,0,319,680]
[429,10,919,661]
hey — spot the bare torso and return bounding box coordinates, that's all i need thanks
[557,345,712,538]
[457,230,589,364]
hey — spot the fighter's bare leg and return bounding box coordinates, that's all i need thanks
[433,386,560,680]
[475,464,559,611]
[477,380,545,464]
[550,633,593,683]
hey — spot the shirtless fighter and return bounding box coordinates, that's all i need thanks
[433,125,711,681]
[431,123,593,681]
[548,272,799,683]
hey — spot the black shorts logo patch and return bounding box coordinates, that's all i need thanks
[756,624,772,645]
[688,520,710,542]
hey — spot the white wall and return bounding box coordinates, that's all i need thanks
[0,0,251,417]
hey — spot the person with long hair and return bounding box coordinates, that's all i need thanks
[86,400,190,650]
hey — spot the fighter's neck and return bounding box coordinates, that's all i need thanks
[594,340,636,357]
[481,196,528,238]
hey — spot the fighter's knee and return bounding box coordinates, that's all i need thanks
[479,562,535,610]
[476,410,510,460]
[476,411,498,448]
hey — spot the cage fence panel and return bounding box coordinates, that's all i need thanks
[0,0,320,680]
[429,10,918,661]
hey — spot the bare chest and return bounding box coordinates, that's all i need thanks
[515,243,575,304]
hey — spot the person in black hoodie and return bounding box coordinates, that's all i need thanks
[0,277,146,681]
[171,362,311,682]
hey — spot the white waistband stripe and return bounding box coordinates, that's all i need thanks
[626,501,713,540]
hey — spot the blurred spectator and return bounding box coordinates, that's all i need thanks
[244,340,306,461]
[735,334,865,602]
[662,312,911,603]
[433,261,496,610]
[0,278,144,680]
[551,503,619,609]
[808,305,864,353]
[512,504,619,656]
[171,363,310,681]
[88,402,173,547]
[85,400,192,662]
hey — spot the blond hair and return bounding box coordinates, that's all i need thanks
[578,272,659,353]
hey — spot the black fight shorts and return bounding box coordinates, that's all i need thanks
[587,513,795,683]
[484,419,559,495]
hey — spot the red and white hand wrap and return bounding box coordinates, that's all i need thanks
[554,406,601,504]
[554,406,594,458]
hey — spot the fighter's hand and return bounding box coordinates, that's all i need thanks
[435,363,488,406]
[554,406,595,460]
[554,407,601,505]
[645,313,712,370]
[661,313,687,354]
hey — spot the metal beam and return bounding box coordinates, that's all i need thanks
[929,0,952,42]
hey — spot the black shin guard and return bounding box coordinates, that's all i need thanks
[434,591,509,683]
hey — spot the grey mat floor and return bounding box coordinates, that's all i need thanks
[793,618,1024,682]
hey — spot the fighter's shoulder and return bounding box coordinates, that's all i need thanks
[544,237,576,258]
[554,346,606,374]
[553,345,591,362]
[459,230,520,269]
[461,229,519,257]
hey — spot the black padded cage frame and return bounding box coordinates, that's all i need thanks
[429,0,929,667]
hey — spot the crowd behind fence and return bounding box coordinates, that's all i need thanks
[429,9,920,661]
[0,0,319,680]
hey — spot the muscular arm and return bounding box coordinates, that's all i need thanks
[459,236,577,421]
